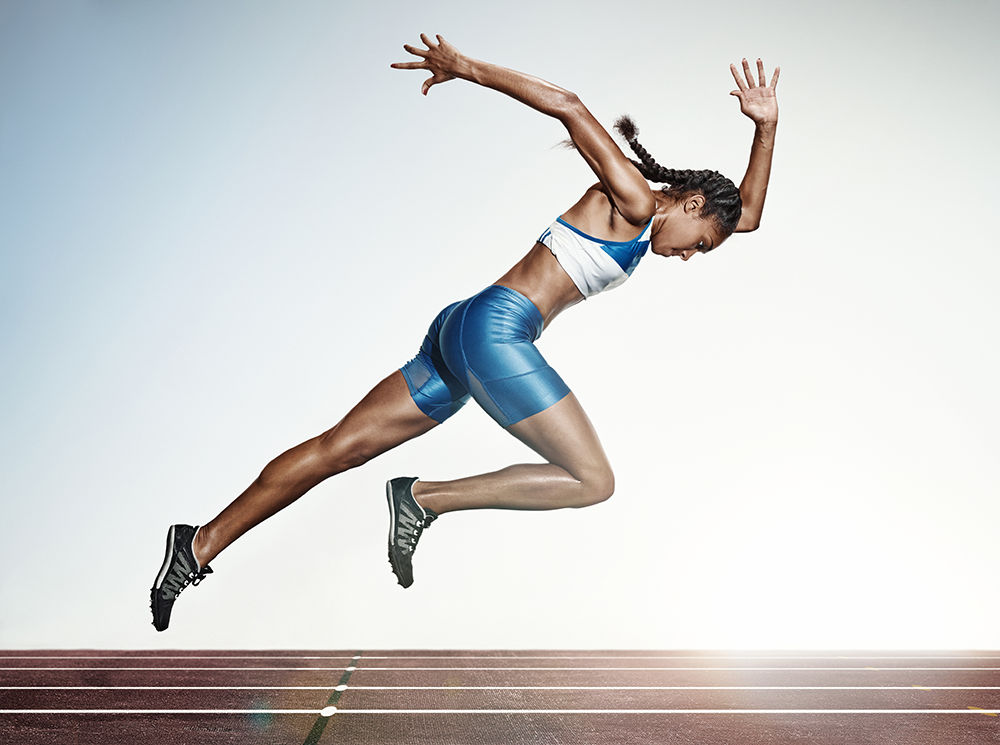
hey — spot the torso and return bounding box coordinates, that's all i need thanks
[495,184,653,329]
[495,243,582,329]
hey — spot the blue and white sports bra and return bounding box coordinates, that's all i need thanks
[538,217,653,298]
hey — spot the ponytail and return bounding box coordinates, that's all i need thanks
[614,115,742,236]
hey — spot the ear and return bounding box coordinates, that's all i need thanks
[683,193,705,215]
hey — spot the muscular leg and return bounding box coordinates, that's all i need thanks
[412,392,614,514]
[192,371,438,566]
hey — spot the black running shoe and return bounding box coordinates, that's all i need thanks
[386,477,437,588]
[150,524,212,631]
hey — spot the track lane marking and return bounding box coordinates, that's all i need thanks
[1,686,341,690]
[0,656,358,660]
[322,666,1000,672]
[7,666,999,671]
[968,707,999,717]
[5,685,999,690]
[4,655,998,660]
[2,709,998,715]
[301,652,361,745]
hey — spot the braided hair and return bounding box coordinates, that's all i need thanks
[614,115,742,237]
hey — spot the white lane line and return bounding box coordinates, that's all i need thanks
[348,654,1000,660]
[5,685,999,691]
[314,685,1000,691]
[335,667,1000,672]
[0,656,357,660]
[0,686,336,690]
[3,655,998,660]
[318,709,1000,715]
[1,709,998,715]
[0,667,360,671]
[292,656,1000,661]
[321,709,1000,715]
[0,709,322,714]
[355,656,1000,660]
[5,666,1000,672]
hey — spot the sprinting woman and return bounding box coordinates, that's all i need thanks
[151,34,779,631]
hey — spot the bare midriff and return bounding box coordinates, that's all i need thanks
[494,242,584,330]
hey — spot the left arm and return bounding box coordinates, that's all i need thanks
[391,34,655,226]
[730,58,779,233]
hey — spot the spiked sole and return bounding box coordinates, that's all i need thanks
[386,479,410,588]
[150,525,181,631]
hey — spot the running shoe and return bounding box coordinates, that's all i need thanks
[150,524,212,631]
[386,477,437,588]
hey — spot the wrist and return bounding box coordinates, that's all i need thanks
[754,119,777,135]
[458,55,484,84]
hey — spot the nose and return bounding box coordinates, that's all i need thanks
[680,250,694,261]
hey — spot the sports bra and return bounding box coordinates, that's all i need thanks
[538,216,653,298]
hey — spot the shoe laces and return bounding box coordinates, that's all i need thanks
[405,512,436,550]
[189,565,213,587]
[163,564,213,599]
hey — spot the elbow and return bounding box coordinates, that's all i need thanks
[555,89,585,119]
[735,209,762,234]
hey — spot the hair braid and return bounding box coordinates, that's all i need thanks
[614,115,742,237]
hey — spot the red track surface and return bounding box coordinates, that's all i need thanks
[1,650,998,743]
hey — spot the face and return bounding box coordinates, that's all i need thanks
[650,193,728,261]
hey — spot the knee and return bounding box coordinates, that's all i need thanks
[576,466,615,508]
[316,427,377,473]
[252,424,381,492]
[257,427,373,485]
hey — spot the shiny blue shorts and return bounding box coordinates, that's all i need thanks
[400,285,571,428]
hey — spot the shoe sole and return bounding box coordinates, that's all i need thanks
[386,479,415,588]
[386,480,402,581]
[150,525,179,631]
[153,524,178,591]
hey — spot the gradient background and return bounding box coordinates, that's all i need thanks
[1,0,997,651]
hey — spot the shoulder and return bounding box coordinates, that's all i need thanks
[561,185,650,240]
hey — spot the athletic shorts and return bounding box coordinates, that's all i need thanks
[400,284,571,428]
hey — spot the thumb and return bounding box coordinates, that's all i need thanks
[729,89,742,97]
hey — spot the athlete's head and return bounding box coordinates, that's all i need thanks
[614,115,741,256]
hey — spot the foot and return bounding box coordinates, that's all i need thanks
[386,477,438,588]
[150,524,213,631]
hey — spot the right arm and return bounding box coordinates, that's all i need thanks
[729,58,779,233]
[391,34,655,226]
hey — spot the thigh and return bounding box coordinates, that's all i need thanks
[441,285,571,428]
[505,392,612,483]
[317,370,440,467]
[400,301,471,423]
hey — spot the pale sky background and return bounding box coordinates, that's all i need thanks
[1,0,998,651]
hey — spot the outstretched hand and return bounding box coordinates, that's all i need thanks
[390,33,463,96]
[730,58,779,125]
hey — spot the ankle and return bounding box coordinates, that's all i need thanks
[411,480,441,516]
[191,525,213,568]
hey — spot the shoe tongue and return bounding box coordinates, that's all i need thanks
[423,508,439,526]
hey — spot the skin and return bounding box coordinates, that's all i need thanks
[190,35,779,568]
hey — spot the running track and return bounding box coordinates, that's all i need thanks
[1,651,998,743]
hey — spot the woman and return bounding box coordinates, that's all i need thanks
[151,34,779,631]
